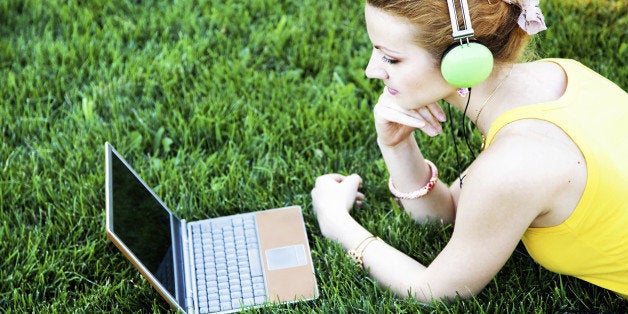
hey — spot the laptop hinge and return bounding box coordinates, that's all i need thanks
[180,219,196,313]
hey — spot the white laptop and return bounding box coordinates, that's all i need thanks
[104,143,319,313]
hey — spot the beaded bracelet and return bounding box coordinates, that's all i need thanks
[388,159,438,200]
[347,235,380,268]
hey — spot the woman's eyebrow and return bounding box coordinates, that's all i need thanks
[374,45,402,56]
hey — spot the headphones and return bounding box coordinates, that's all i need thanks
[441,0,494,88]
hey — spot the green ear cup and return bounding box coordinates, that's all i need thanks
[440,42,494,88]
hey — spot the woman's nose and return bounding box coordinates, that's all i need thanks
[365,51,387,80]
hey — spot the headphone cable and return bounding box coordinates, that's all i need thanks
[446,87,474,188]
[461,88,476,161]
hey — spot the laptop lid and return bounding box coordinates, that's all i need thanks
[104,142,187,311]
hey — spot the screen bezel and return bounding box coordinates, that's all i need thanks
[104,142,186,311]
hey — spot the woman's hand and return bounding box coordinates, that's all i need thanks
[373,91,446,147]
[311,173,365,240]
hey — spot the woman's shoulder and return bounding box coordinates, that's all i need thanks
[491,61,567,114]
[470,122,587,225]
[532,58,625,96]
[473,129,558,189]
[480,119,584,183]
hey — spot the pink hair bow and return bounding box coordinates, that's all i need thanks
[503,0,547,35]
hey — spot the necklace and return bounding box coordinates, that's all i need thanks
[474,65,514,126]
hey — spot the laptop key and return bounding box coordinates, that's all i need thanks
[253,287,265,297]
[216,267,227,275]
[207,285,218,294]
[242,291,253,299]
[248,249,262,277]
[208,293,219,302]
[219,294,230,303]
[231,291,242,300]
[220,301,232,311]
[242,297,255,306]
[211,217,233,230]
[208,304,220,313]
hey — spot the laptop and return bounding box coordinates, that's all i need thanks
[104,142,319,313]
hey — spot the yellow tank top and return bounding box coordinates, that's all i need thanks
[484,59,628,298]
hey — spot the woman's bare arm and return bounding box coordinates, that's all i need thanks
[312,140,556,301]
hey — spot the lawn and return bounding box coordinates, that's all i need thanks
[1,0,626,312]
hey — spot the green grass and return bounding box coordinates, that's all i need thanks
[1,0,626,312]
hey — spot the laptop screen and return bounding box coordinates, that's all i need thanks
[109,148,177,297]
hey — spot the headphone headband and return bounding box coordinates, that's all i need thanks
[446,0,474,40]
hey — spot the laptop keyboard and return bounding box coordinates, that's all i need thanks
[190,214,267,313]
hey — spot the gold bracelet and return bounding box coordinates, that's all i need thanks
[347,235,380,268]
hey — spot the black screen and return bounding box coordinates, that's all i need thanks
[110,150,176,296]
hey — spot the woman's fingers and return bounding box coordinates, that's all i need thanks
[427,102,447,122]
[343,173,363,190]
[313,174,364,207]
[374,102,445,136]
[374,103,426,129]
[315,173,344,186]
[314,173,362,192]
[418,106,443,136]
[356,192,365,200]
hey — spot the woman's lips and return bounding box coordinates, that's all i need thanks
[387,86,399,95]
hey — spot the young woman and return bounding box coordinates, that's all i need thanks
[311,0,628,301]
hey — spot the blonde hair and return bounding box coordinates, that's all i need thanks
[366,0,531,64]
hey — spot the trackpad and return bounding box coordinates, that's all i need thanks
[265,245,307,271]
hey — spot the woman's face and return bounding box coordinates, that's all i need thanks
[364,5,455,110]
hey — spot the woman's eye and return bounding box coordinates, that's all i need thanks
[381,55,399,64]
